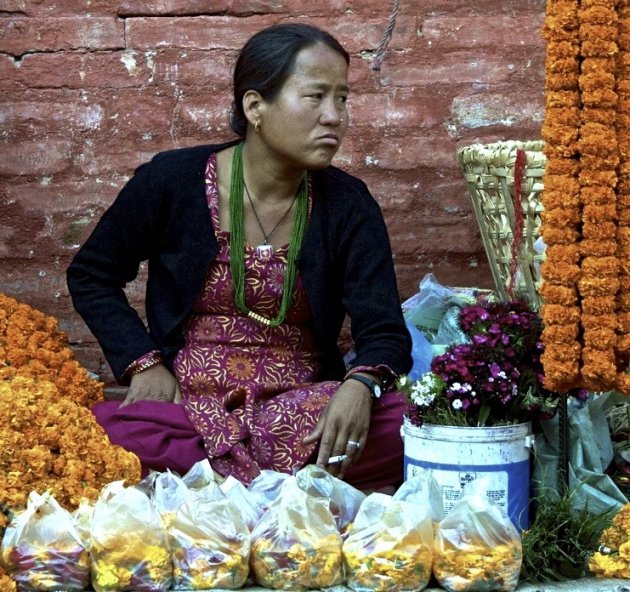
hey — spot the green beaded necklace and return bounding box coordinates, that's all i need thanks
[229,142,308,327]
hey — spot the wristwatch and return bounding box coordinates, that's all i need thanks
[345,374,383,400]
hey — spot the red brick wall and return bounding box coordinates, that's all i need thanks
[0,0,546,382]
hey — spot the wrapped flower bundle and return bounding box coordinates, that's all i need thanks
[1,492,90,592]
[433,540,522,592]
[250,477,343,590]
[433,480,522,592]
[169,492,251,590]
[90,482,172,592]
[342,493,433,592]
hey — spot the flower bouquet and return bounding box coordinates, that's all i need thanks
[398,300,586,428]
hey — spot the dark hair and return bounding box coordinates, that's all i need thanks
[230,23,350,137]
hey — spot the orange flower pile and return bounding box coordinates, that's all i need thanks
[541,0,630,393]
[0,293,103,407]
[0,293,141,585]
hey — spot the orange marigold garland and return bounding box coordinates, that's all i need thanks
[540,0,630,393]
[578,0,620,391]
[616,0,630,392]
[541,0,582,391]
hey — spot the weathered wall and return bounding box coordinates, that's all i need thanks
[0,0,546,382]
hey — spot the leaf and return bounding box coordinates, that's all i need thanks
[477,405,491,427]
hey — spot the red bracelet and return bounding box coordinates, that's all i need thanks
[124,350,164,378]
[344,364,395,389]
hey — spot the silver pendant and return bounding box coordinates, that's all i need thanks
[256,244,274,261]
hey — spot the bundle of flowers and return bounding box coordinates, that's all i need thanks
[589,503,630,578]
[433,538,522,592]
[541,0,630,394]
[398,300,584,428]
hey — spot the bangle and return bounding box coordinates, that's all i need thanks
[344,364,394,390]
[124,350,164,378]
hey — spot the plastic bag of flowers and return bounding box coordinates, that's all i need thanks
[342,492,433,592]
[89,480,172,592]
[181,458,221,490]
[1,490,90,591]
[393,469,445,530]
[249,475,343,590]
[168,485,251,590]
[433,479,522,592]
[247,469,290,513]
[219,475,265,532]
[295,464,366,538]
[72,498,95,552]
[147,469,193,530]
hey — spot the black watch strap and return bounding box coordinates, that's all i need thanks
[345,374,383,399]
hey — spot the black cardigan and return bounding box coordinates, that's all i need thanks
[67,141,412,383]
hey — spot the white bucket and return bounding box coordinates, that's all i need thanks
[401,417,534,530]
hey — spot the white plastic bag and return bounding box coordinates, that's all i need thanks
[219,475,264,531]
[433,479,522,592]
[89,481,172,592]
[169,490,250,590]
[295,464,365,536]
[250,476,343,590]
[343,492,433,592]
[1,491,90,591]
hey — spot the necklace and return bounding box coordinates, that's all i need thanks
[243,180,298,261]
[229,142,308,327]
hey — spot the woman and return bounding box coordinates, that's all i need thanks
[67,23,412,492]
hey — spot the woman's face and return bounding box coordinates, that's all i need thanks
[257,42,349,171]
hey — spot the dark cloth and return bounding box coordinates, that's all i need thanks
[67,140,412,383]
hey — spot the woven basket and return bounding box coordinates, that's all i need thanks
[457,140,546,309]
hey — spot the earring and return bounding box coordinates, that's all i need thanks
[255,120,261,134]
[340,118,344,123]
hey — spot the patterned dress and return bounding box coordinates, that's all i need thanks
[92,154,408,491]
[174,154,338,482]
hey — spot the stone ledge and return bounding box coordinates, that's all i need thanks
[185,579,630,591]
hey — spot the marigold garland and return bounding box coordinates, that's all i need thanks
[540,0,630,393]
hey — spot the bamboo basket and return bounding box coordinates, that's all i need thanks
[457,140,546,309]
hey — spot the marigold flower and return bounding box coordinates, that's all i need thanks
[579,238,617,256]
[540,261,581,284]
[538,282,577,306]
[582,296,617,315]
[580,185,617,205]
[542,323,580,343]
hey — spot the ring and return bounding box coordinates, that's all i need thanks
[347,440,361,449]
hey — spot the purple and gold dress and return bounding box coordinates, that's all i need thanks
[93,154,407,491]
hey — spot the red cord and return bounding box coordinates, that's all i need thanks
[508,148,526,299]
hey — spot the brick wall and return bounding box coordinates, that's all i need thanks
[0,0,546,382]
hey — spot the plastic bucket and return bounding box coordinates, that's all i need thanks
[402,417,534,530]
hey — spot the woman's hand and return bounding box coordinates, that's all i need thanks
[303,378,372,479]
[120,364,182,407]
